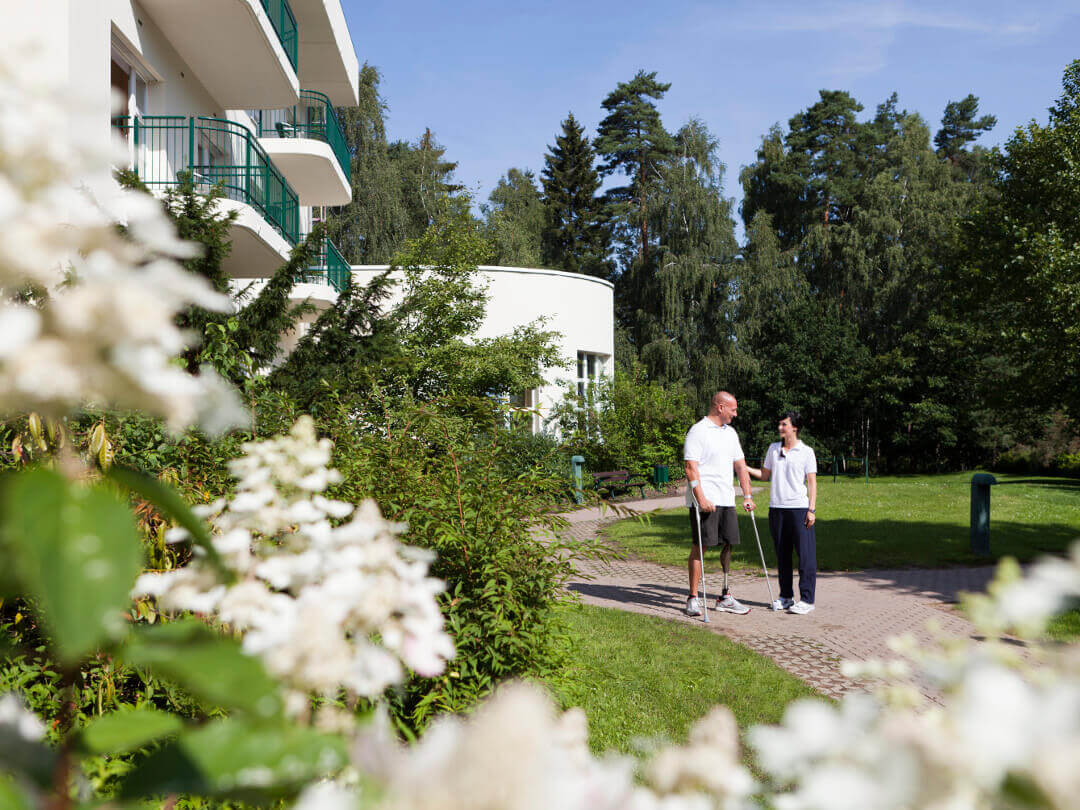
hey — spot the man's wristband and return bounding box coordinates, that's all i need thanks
[689,480,700,489]
[743,493,753,499]
[808,508,816,513]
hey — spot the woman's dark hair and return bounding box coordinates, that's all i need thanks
[781,411,803,433]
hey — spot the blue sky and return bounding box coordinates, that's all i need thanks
[340,0,1079,236]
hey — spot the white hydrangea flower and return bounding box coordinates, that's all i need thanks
[0,40,243,431]
[133,417,455,706]
[0,693,46,743]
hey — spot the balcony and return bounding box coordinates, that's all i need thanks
[257,90,351,206]
[137,0,299,108]
[297,236,350,293]
[115,115,300,277]
[289,0,361,106]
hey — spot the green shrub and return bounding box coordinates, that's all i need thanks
[316,394,602,730]
[549,364,695,478]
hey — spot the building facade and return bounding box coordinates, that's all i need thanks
[15,0,358,318]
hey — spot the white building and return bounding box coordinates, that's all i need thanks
[351,266,615,433]
[15,0,359,311]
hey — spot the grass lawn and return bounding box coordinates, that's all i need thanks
[542,603,821,755]
[1047,608,1080,642]
[602,473,1080,572]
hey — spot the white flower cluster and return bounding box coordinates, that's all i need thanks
[753,544,1080,810]
[348,682,754,810]
[289,547,1080,810]
[0,41,243,431]
[134,417,455,704]
[0,693,45,744]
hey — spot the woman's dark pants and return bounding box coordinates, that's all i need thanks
[768,508,816,604]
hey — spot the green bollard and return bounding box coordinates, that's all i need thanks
[652,463,669,488]
[571,455,585,505]
[970,473,997,555]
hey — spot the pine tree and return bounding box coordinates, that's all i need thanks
[934,94,997,181]
[539,113,610,277]
[594,71,673,265]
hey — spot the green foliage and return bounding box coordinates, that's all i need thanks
[328,64,410,263]
[962,58,1080,421]
[1,469,141,665]
[319,397,602,730]
[119,718,346,802]
[549,364,694,475]
[540,113,611,277]
[629,118,743,410]
[483,168,545,266]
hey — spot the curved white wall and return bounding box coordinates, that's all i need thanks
[350,265,615,432]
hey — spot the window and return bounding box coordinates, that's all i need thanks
[577,351,605,398]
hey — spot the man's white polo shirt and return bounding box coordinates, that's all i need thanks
[763,440,817,508]
[683,417,744,508]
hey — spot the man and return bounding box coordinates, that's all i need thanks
[684,391,756,616]
[747,412,818,614]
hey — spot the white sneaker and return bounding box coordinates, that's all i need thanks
[716,595,750,614]
[788,600,815,615]
[771,597,794,610]
[686,596,701,617]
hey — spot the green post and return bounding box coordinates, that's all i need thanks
[832,455,838,483]
[652,464,669,488]
[970,473,997,555]
[864,455,869,484]
[188,117,195,175]
[570,455,585,505]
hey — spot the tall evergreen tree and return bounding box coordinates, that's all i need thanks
[326,64,409,264]
[483,168,544,266]
[934,94,997,160]
[539,113,610,277]
[934,94,997,182]
[594,71,673,265]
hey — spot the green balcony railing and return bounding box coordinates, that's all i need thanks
[257,90,351,183]
[113,115,300,246]
[297,236,350,293]
[259,0,298,71]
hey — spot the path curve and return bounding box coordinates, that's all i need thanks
[557,492,998,701]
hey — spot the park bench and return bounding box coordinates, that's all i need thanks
[592,470,649,499]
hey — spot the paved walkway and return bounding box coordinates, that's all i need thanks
[558,492,999,701]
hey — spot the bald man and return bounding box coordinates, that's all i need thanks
[683,391,756,616]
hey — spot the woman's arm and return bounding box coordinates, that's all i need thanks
[805,472,817,527]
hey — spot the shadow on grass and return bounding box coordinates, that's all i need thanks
[995,477,1080,493]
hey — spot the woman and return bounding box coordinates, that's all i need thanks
[747,412,818,614]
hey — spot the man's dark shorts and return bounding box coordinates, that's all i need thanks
[688,506,741,547]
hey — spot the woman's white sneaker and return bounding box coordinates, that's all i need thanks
[686,596,701,616]
[771,597,794,610]
[788,600,815,614]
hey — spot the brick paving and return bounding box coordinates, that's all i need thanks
[556,492,999,701]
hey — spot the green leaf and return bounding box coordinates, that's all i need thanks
[121,619,281,719]
[106,466,228,577]
[0,776,36,810]
[1,468,142,664]
[79,705,184,755]
[119,718,347,801]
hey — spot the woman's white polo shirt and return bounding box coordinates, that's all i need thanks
[763,441,817,508]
